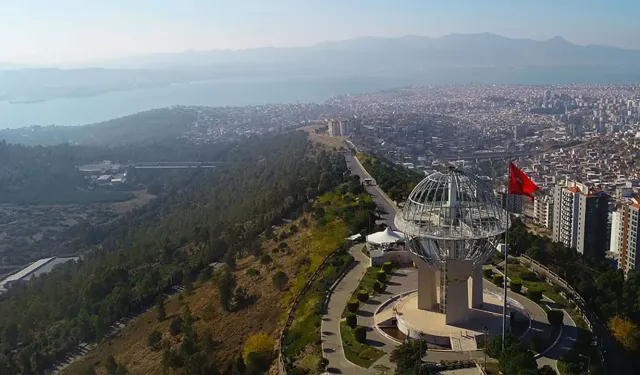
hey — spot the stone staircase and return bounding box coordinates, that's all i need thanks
[450,331,478,352]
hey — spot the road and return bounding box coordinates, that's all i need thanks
[345,153,399,229]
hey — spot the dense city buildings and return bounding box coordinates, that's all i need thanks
[552,181,610,259]
[118,84,640,272]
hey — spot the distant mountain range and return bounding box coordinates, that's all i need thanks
[93,33,640,69]
[1,33,640,105]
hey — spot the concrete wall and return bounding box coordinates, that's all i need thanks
[370,249,413,267]
[469,265,483,308]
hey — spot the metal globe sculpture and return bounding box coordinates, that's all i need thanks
[395,166,508,268]
[394,166,508,324]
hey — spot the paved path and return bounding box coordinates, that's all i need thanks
[536,309,577,373]
[321,244,370,374]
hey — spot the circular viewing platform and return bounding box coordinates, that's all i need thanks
[374,290,531,351]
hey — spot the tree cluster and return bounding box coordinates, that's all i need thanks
[485,334,554,375]
[0,131,349,374]
[356,153,422,203]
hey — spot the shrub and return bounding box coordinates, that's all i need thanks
[521,271,538,281]
[347,299,360,313]
[357,289,369,303]
[547,310,564,326]
[260,254,272,264]
[530,336,546,353]
[272,270,289,291]
[510,279,523,293]
[552,285,564,294]
[147,329,162,351]
[382,261,393,273]
[492,274,504,286]
[373,281,385,293]
[376,270,387,283]
[331,256,345,267]
[346,313,357,328]
[169,316,183,336]
[483,268,493,279]
[246,268,259,277]
[243,333,273,362]
[354,326,367,343]
[527,288,543,303]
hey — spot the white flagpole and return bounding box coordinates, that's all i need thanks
[502,154,511,350]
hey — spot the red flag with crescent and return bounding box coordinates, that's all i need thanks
[509,162,540,200]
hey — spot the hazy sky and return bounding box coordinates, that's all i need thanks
[1,0,639,65]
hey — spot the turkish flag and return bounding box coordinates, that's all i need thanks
[509,162,540,200]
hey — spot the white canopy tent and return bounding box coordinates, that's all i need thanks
[366,227,405,245]
[366,228,408,266]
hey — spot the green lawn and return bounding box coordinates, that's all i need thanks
[340,321,385,368]
[504,263,570,306]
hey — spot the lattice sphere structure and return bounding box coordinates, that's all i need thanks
[394,167,508,270]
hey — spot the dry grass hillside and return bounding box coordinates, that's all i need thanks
[62,211,348,375]
[299,124,347,150]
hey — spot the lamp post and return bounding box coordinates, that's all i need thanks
[579,354,590,375]
[483,325,489,369]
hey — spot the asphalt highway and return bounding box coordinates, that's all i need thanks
[344,153,399,230]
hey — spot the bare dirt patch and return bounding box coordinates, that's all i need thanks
[110,190,155,214]
[300,124,347,150]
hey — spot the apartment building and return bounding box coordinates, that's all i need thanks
[533,195,554,229]
[496,190,523,214]
[327,118,353,137]
[610,199,640,275]
[552,181,609,259]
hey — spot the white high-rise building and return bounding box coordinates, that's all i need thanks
[610,199,640,276]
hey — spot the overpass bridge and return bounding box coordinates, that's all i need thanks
[436,150,535,161]
[131,161,230,169]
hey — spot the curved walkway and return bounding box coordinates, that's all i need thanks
[536,309,577,372]
[321,245,370,374]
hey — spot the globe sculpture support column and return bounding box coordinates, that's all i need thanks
[395,166,508,327]
[470,264,484,308]
[412,252,438,310]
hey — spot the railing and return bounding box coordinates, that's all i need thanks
[519,255,608,374]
